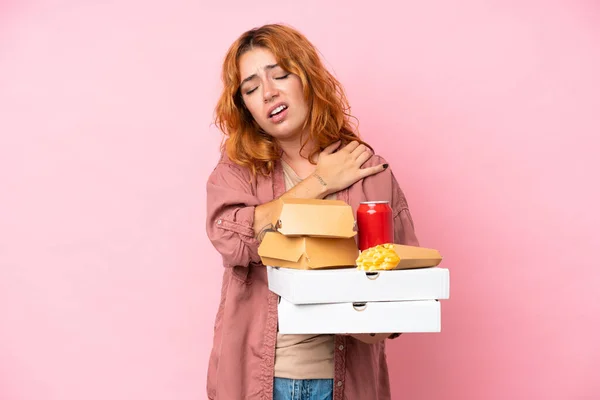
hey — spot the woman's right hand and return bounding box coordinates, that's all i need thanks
[314,140,388,196]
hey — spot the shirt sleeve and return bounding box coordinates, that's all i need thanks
[205,162,262,268]
[390,169,420,247]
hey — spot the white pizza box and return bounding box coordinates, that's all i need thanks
[267,266,449,304]
[277,298,441,334]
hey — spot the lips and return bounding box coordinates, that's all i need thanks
[266,102,288,119]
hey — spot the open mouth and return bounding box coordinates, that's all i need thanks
[269,105,288,118]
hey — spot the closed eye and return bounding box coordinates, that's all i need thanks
[243,73,289,95]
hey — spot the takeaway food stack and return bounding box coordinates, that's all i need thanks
[258,198,450,335]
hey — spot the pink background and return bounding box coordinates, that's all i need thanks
[1,1,599,399]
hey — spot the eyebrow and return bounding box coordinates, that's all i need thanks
[240,64,280,86]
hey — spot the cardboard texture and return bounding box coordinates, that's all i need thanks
[267,266,450,304]
[277,297,441,334]
[272,198,356,238]
[390,244,443,269]
[258,232,358,270]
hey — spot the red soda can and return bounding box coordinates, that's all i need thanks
[357,201,394,251]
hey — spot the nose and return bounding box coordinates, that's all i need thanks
[263,80,279,103]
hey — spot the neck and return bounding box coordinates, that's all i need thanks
[278,130,317,165]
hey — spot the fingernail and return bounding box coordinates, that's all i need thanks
[383,164,389,169]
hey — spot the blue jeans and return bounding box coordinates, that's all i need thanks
[273,378,333,400]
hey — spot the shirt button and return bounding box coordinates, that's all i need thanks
[338,345,344,350]
[337,381,343,387]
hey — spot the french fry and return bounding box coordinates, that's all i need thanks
[356,243,400,271]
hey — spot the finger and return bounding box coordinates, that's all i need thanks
[355,148,373,166]
[321,140,341,155]
[351,144,368,159]
[342,140,360,153]
[359,163,388,179]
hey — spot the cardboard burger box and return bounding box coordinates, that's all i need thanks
[269,198,356,238]
[258,198,359,270]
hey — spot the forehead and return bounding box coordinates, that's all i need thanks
[238,47,279,79]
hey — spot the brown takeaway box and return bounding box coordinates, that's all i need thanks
[271,198,356,238]
[258,232,359,270]
[389,245,443,269]
[258,198,358,270]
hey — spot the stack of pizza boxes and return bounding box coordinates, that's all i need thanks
[258,198,450,338]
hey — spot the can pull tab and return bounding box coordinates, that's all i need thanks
[365,272,380,280]
[352,302,367,312]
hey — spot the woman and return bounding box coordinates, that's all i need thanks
[206,23,419,400]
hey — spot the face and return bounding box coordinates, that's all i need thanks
[238,47,309,141]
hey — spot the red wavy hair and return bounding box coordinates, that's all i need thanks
[214,23,370,177]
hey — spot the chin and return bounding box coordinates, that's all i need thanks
[264,124,304,140]
[270,131,302,141]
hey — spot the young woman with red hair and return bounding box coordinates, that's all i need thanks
[206,24,419,400]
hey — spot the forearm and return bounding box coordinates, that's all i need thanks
[253,173,329,240]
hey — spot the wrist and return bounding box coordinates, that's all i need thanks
[311,172,332,198]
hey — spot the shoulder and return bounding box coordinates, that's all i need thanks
[362,152,388,169]
[354,152,393,196]
[361,151,391,180]
[211,151,251,175]
[215,150,244,169]
[357,151,408,203]
[208,150,254,187]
